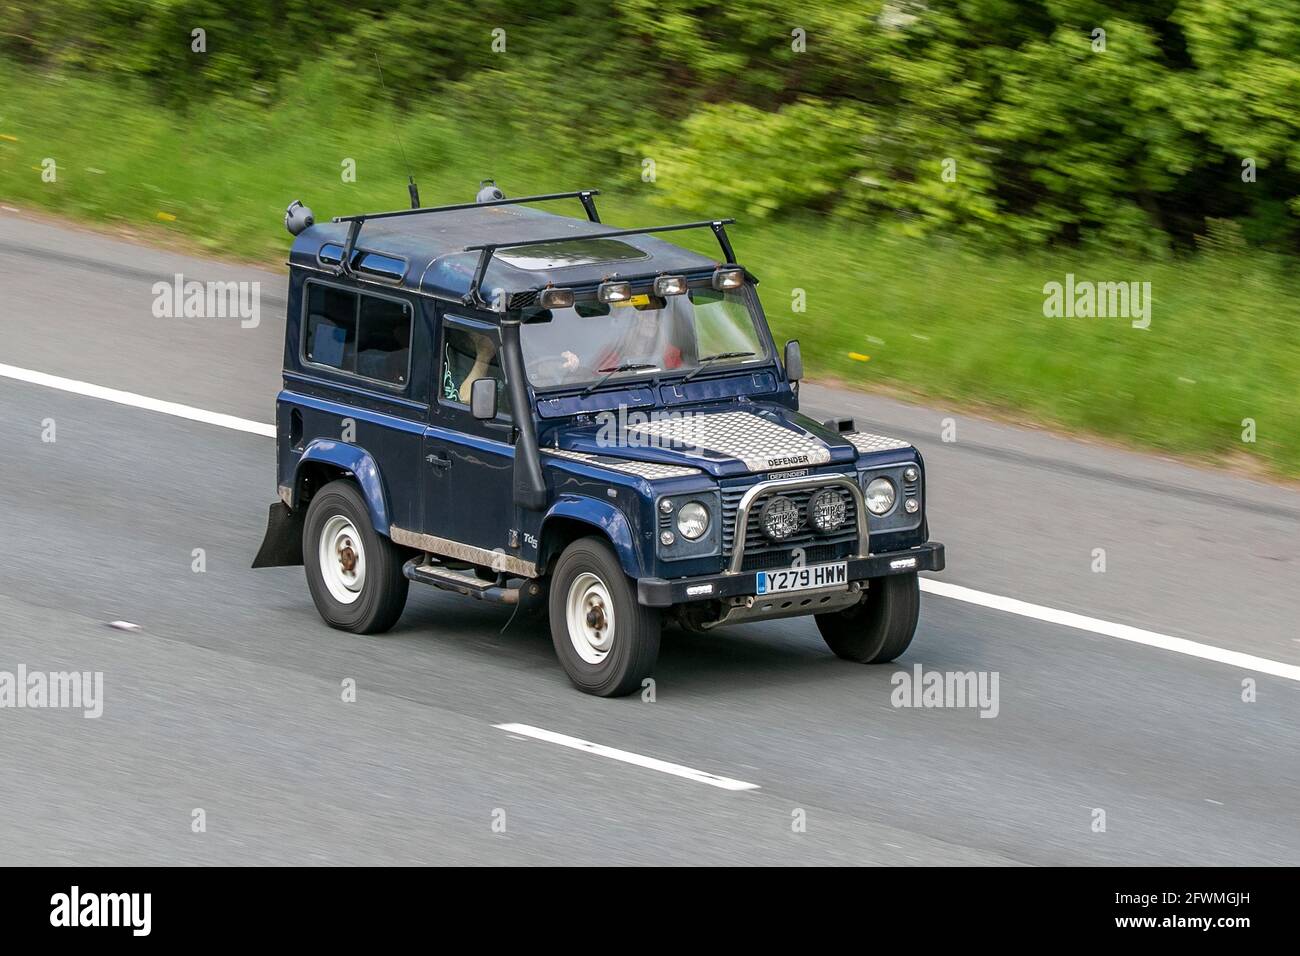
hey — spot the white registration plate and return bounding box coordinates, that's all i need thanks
[755,561,848,595]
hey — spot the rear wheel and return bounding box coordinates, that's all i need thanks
[549,537,660,696]
[304,480,408,634]
[815,572,919,663]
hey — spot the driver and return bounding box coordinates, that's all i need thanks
[559,296,686,379]
[444,328,504,404]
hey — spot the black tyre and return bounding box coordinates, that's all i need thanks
[549,537,661,697]
[815,572,919,663]
[303,479,409,634]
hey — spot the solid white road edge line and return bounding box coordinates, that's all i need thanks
[494,723,760,791]
[0,362,275,438]
[920,578,1300,683]
[4,361,1297,684]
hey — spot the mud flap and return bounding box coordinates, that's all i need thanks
[251,501,305,568]
[500,578,548,633]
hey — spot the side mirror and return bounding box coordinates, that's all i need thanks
[783,339,803,383]
[470,377,498,421]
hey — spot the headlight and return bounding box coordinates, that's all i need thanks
[864,477,897,515]
[808,489,847,533]
[676,501,710,540]
[760,496,800,541]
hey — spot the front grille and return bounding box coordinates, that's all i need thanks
[740,542,853,572]
[722,482,859,569]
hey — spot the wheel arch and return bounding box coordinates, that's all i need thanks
[539,497,642,579]
[293,440,392,538]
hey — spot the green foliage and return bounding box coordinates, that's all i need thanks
[3,61,1297,478]
[646,100,874,218]
[2,3,1299,476]
[4,0,1300,250]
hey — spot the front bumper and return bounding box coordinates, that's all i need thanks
[636,542,945,608]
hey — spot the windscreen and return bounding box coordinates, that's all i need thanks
[519,288,768,389]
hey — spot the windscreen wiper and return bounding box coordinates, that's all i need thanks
[580,362,660,397]
[680,351,756,383]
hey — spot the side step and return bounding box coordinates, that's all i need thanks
[403,558,519,604]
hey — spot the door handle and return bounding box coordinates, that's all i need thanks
[425,452,452,469]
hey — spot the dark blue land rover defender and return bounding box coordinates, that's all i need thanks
[255,185,945,696]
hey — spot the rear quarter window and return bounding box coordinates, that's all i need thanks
[304,285,357,370]
[303,283,411,386]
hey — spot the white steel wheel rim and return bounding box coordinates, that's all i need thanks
[319,514,366,605]
[566,571,616,665]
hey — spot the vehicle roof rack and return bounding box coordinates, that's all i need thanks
[463,218,739,307]
[330,189,602,277]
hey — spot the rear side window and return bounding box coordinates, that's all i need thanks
[304,285,357,371]
[304,284,411,386]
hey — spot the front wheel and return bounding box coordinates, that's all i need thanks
[304,480,409,634]
[816,572,919,663]
[549,537,660,696]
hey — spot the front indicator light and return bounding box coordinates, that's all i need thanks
[904,498,919,514]
[676,501,710,540]
[865,477,897,515]
[660,531,675,546]
[760,496,800,541]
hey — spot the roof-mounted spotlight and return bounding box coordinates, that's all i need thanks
[653,275,688,297]
[476,179,505,203]
[537,287,575,310]
[712,267,744,290]
[284,200,315,236]
[597,281,632,303]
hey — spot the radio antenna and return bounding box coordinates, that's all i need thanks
[372,52,421,209]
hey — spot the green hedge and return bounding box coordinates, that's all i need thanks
[4,1,1300,251]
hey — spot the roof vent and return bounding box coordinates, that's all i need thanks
[476,180,505,203]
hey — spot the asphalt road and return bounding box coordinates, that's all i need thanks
[1,208,1297,865]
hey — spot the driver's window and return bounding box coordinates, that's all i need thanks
[441,324,511,416]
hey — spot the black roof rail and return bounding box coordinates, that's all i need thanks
[329,189,602,278]
[464,218,739,307]
[331,189,601,225]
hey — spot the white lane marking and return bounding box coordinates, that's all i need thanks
[494,723,760,792]
[920,578,1300,683]
[5,362,1299,684]
[0,362,274,437]
[107,620,142,632]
